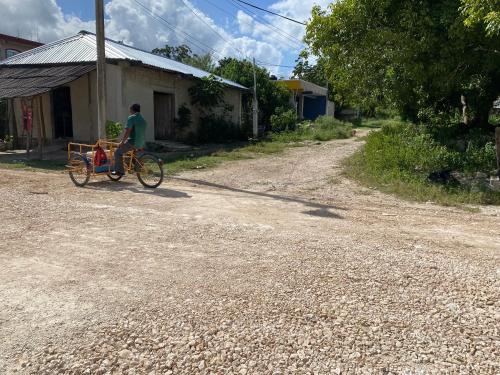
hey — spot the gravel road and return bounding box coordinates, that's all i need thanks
[0,134,499,374]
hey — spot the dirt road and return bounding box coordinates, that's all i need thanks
[1,135,499,374]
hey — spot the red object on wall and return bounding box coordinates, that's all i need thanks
[22,102,32,133]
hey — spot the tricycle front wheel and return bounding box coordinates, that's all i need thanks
[136,154,164,188]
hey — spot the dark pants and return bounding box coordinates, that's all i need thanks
[113,141,134,174]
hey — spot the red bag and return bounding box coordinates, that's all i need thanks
[94,146,108,166]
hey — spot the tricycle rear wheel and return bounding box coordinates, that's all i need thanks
[69,153,90,187]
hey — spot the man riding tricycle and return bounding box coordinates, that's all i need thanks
[66,103,164,188]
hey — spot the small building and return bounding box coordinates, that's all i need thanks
[279,79,335,121]
[0,33,43,61]
[0,31,247,146]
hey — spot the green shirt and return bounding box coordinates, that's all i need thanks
[126,113,147,148]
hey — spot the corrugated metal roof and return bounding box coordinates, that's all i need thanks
[1,31,247,90]
[0,65,95,98]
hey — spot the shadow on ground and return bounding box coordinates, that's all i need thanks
[84,180,190,199]
[175,177,346,219]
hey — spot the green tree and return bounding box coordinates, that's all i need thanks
[188,75,225,110]
[214,58,291,127]
[183,53,216,73]
[461,0,500,36]
[152,44,193,61]
[305,0,500,126]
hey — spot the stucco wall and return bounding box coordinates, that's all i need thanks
[121,65,243,142]
[10,63,243,144]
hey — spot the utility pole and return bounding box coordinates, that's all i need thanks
[95,0,106,140]
[252,58,259,138]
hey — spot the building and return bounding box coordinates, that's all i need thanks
[0,31,247,145]
[279,79,335,121]
[0,33,43,60]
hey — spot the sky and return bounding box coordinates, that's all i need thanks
[0,0,332,77]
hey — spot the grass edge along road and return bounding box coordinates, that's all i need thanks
[344,119,500,206]
[0,117,355,176]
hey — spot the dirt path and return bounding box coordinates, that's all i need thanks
[1,134,499,374]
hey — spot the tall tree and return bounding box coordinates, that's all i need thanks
[305,0,500,126]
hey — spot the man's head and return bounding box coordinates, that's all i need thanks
[130,103,141,114]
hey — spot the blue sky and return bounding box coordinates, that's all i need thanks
[1,0,331,77]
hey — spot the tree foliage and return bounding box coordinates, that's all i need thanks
[188,75,225,109]
[152,44,193,61]
[461,0,500,36]
[152,44,216,72]
[304,0,500,126]
[214,58,291,126]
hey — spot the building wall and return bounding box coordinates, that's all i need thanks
[10,63,243,144]
[0,35,42,60]
[121,65,242,142]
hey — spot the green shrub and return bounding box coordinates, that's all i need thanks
[345,119,500,205]
[270,107,297,132]
[106,121,123,140]
[198,115,245,143]
[176,104,192,129]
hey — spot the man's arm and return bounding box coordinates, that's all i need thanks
[119,127,132,146]
[120,117,133,146]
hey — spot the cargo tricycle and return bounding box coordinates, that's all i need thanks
[66,140,164,188]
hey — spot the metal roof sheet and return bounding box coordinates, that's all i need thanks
[1,31,247,90]
[0,64,95,98]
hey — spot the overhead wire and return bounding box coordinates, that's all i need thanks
[179,0,248,60]
[233,0,306,25]
[132,0,225,58]
[202,0,302,50]
[132,0,297,71]
[225,0,305,47]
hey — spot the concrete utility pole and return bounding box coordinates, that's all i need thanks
[252,58,259,138]
[95,0,106,140]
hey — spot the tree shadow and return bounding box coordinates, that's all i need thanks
[175,177,346,219]
[84,180,190,199]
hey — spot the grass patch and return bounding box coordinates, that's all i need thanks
[0,116,354,176]
[0,159,66,172]
[343,119,500,206]
[163,117,353,175]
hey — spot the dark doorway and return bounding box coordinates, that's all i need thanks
[154,92,175,140]
[53,87,73,138]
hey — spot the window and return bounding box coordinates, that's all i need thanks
[5,49,20,58]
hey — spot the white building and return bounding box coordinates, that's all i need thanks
[0,31,247,145]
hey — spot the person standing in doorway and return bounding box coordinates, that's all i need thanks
[112,103,147,176]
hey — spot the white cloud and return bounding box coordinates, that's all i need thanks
[0,0,335,75]
[237,10,254,35]
[0,0,94,42]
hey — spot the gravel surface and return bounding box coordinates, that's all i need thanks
[0,134,499,374]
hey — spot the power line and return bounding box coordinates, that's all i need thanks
[179,0,247,59]
[203,0,302,50]
[132,0,223,58]
[233,0,306,25]
[133,0,294,72]
[226,0,304,47]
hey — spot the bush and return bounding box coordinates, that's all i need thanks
[270,107,297,132]
[345,119,500,205]
[176,104,192,129]
[106,121,123,140]
[198,115,245,143]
